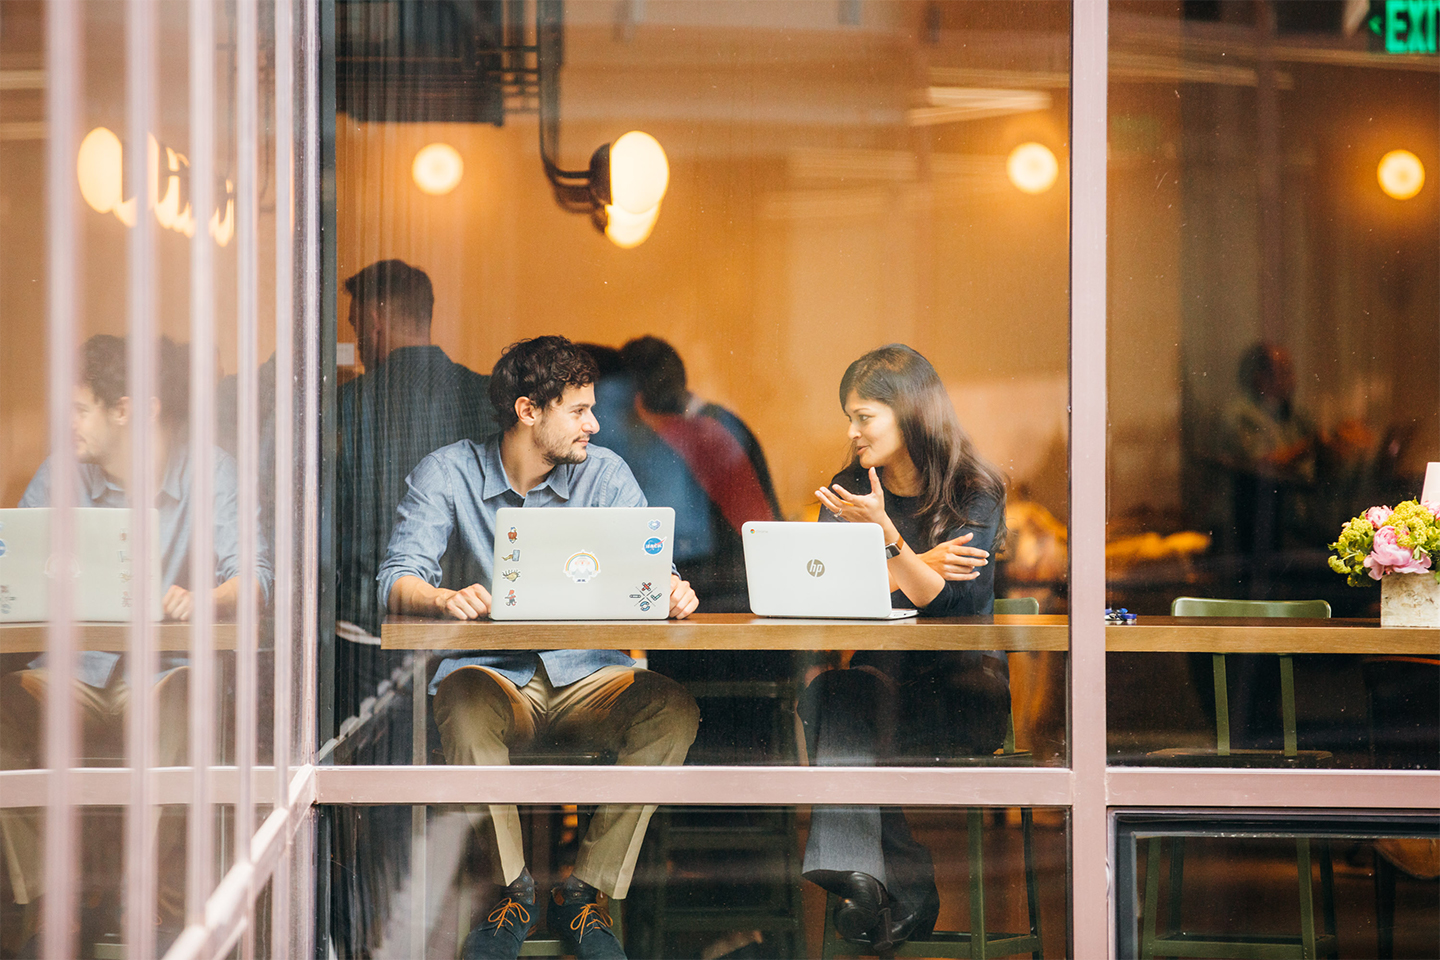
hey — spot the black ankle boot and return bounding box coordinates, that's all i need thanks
[830,872,890,944]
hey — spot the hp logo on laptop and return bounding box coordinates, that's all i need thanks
[806,558,825,578]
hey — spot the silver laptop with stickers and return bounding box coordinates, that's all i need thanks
[0,507,163,622]
[489,506,674,620]
[742,521,918,619]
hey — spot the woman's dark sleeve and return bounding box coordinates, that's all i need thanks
[904,493,1003,617]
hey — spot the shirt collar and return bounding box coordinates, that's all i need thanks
[157,444,188,502]
[82,465,121,503]
[478,435,573,501]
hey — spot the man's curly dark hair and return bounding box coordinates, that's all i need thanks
[489,336,600,431]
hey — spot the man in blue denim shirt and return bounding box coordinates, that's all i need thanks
[378,336,699,960]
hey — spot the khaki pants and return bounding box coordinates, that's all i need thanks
[433,663,699,899]
[0,667,189,918]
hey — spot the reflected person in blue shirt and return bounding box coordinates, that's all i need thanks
[1,334,270,943]
[378,336,698,960]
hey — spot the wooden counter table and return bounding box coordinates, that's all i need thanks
[381,614,1437,655]
[0,621,238,654]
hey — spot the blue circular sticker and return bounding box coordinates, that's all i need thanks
[643,537,664,555]
[0,540,6,557]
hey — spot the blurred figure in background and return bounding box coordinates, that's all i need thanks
[335,259,497,724]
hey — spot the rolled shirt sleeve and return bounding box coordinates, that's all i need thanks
[377,452,458,612]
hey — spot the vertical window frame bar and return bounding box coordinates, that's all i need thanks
[124,0,160,955]
[272,0,297,953]
[41,1,81,955]
[235,0,262,953]
[1070,0,1110,957]
[187,0,219,932]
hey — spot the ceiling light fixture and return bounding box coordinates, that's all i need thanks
[412,143,464,195]
[1377,149,1424,200]
[1007,142,1059,194]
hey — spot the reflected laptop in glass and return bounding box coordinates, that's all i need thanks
[0,508,163,622]
[489,506,674,620]
[742,521,918,619]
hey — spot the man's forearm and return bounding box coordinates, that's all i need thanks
[388,575,448,616]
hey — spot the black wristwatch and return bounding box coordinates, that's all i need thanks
[884,534,905,559]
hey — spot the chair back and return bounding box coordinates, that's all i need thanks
[994,596,1041,615]
[1171,596,1330,619]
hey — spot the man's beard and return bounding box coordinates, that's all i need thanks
[537,419,587,466]
[542,442,587,467]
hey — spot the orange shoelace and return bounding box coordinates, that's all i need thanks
[486,898,532,934]
[568,902,613,940]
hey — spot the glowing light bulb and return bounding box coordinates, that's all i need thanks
[1377,149,1424,200]
[604,202,660,249]
[412,143,464,195]
[1007,142,1058,195]
[77,126,124,214]
[608,131,669,215]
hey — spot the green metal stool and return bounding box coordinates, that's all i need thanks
[1139,597,1338,960]
[820,597,1045,960]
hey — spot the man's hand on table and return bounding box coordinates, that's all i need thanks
[669,574,698,619]
[438,584,492,620]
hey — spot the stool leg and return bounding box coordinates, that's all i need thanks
[1165,836,1185,954]
[968,807,988,960]
[1296,838,1316,960]
[1140,838,1162,960]
[1319,841,1337,959]
[1374,848,1396,960]
[822,892,841,959]
[1020,808,1043,959]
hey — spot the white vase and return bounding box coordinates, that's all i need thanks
[1380,572,1440,628]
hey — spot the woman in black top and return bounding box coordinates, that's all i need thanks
[801,344,1009,952]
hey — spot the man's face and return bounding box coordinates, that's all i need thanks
[533,383,600,466]
[347,298,382,370]
[73,384,126,466]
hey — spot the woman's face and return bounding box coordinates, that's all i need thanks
[843,391,906,471]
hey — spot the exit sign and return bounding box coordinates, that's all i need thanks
[1369,0,1440,53]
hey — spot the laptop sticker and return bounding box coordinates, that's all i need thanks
[502,550,519,562]
[507,526,519,544]
[504,589,517,607]
[629,580,666,611]
[643,537,664,555]
[500,569,519,582]
[0,585,14,616]
[0,540,6,558]
[648,519,661,530]
[565,551,601,582]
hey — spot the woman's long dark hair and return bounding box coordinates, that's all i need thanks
[839,344,1006,551]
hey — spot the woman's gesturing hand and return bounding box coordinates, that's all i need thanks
[916,532,989,581]
[816,467,895,536]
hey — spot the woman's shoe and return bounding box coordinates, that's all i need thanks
[831,872,889,944]
[872,886,941,952]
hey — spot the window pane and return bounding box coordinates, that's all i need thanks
[322,803,1069,958]
[1105,1,1440,767]
[1115,811,1440,959]
[328,0,1074,772]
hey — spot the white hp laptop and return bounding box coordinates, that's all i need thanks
[489,506,675,620]
[0,508,163,622]
[742,521,918,619]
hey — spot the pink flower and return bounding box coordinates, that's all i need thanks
[1365,524,1434,579]
[1365,505,1394,527]
[1424,499,1440,519]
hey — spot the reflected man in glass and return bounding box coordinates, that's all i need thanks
[0,334,270,949]
[378,335,699,960]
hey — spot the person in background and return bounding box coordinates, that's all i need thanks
[334,259,498,723]
[800,344,1005,953]
[0,334,269,953]
[378,335,699,960]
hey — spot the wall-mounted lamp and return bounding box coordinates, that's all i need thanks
[538,0,668,247]
[1377,149,1424,200]
[413,142,464,195]
[1007,142,1058,195]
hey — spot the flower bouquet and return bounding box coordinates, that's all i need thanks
[1329,499,1440,627]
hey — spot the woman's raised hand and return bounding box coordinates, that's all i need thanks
[816,466,892,531]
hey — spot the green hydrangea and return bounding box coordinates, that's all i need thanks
[1329,499,1440,587]
[1328,517,1376,587]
